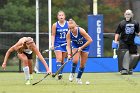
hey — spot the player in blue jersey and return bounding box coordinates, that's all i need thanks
[51,10,68,80]
[66,19,93,84]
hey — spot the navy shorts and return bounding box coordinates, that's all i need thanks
[23,52,33,59]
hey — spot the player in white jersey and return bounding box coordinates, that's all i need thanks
[2,37,51,85]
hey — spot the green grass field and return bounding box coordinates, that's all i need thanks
[0,72,140,93]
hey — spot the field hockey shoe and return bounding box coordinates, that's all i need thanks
[76,78,82,84]
[128,69,133,75]
[121,69,128,75]
[69,73,75,82]
[25,79,31,85]
[58,74,63,80]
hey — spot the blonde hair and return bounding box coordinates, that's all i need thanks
[68,19,78,26]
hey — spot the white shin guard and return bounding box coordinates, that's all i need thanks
[23,66,30,80]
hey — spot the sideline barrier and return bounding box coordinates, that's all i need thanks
[38,58,140,73]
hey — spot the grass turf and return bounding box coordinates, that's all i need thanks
[0,72,140,93]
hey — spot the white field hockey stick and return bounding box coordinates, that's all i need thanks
[52,50,78,78]
[113,49,117,59]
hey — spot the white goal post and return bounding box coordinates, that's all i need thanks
[35,0,52,73]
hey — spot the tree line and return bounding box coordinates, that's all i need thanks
[0,0,127,33]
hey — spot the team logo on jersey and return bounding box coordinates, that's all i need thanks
[73,37,84,44]
[125,24,135,34]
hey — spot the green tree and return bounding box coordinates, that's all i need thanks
[52,0,90,31]
[0,0,35,32]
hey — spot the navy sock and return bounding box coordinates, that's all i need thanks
[61,62,64,73]
[77,67,85,78]
[56,62,62,74]
[71,63,77,73]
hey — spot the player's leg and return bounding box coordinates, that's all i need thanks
[24,52,33,80]
[129,54,140,74]
[128,45,140,74]
[118,49,130,75]
[57,45,67,80]
[54,50,63,80]
[122,50,130,70]
[17,53,30,85]
[69,48,79,82]
[28,59,33,79]
[76,51,88,84]
[118,41,131,75]
[53,43,67,80]
[57,51,67,79]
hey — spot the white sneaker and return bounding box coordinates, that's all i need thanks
[76,78,82,84]
[69,73,75,82]
[25,79,31,85]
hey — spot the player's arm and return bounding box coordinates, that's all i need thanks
[66,30,72,59]
[51,23,56,49]
[134,22,140,45]
[2,45,15,70]
[112,33,119,49]
[135,22,140,35]
[112,23,121,49]
[112,24,121,58]
[114,23,122,43]
[30,43,51,73]
[114,34,119,42]
[112,35,118,59]
[79,27,93,51]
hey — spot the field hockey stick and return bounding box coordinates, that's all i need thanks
[42,42,68,53]
[113,49,117,59]
[52,50,78,78]
[32,73,50,85]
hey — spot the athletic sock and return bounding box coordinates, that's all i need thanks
[71,63,77,73]
[56,62,62,74]
[23,66,30,80]
[30,74,33,80]
[60,62,64,73]
[77,67,85,78]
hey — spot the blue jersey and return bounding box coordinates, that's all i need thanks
[70,27,89,52]
[54,21,68,52]
[55,21,68,44]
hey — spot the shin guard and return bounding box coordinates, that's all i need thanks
[129,53,140,70]
[118,49,129,71]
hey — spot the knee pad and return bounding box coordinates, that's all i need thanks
[118,49,129,71]
[122,50,130,71]
[129,53,140,69]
